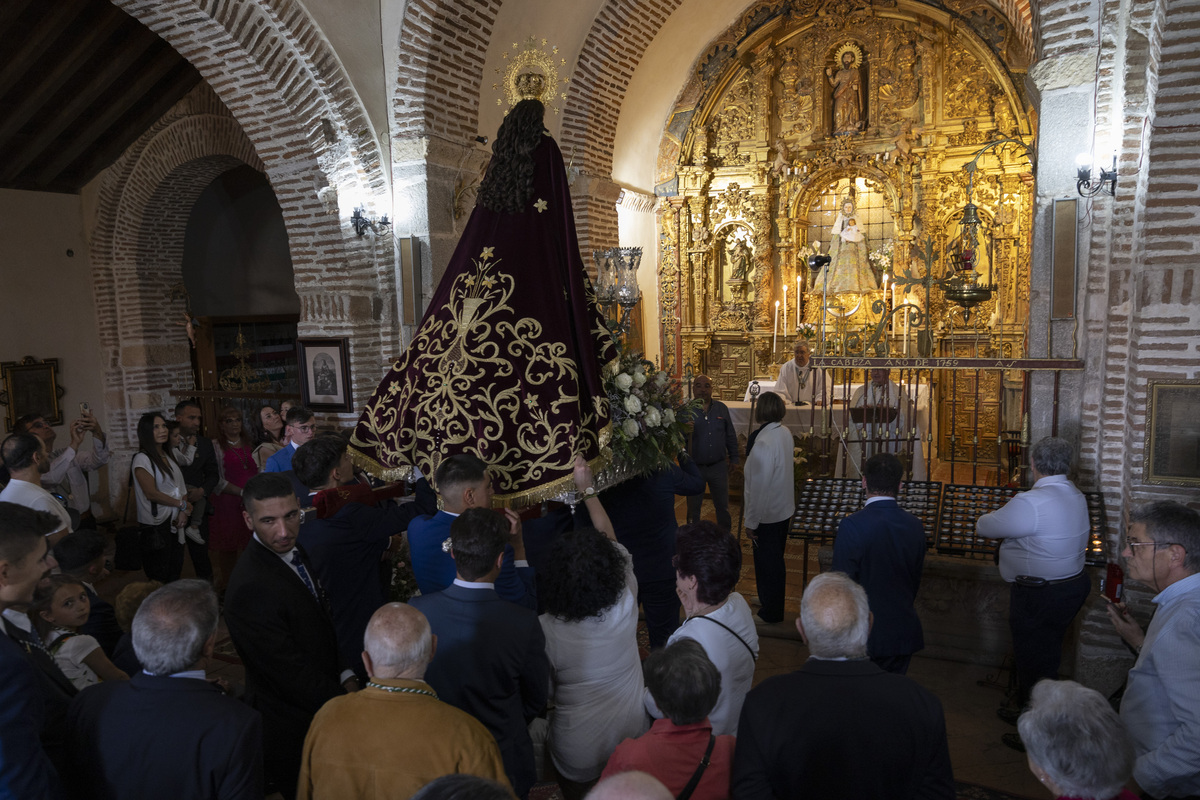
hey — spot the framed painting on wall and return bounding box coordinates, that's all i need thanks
[1144,379,1200,487]
[296,338,353,413]
[1,356,64,433]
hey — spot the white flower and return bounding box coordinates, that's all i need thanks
[655,371,668,388]
[624,395,642,414]
[614,373,633,392]
[644,407,662,428]
[632,371,647,387]
[662,408,675,425]
[622,418,640,438]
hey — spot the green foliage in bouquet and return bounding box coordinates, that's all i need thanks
[604,349,699,478]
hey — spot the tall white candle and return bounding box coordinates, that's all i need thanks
[773,300,780,355]
[796,275,802,328]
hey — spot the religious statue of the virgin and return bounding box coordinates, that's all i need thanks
[349,93,617,504]
[813,196,877,296]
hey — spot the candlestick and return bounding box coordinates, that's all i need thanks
[773,300,779,355]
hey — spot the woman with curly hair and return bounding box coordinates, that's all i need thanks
[540,465,647,798]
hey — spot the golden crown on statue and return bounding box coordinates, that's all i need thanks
[495,36,569,114]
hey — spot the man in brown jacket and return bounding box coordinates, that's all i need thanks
[297,602,508,799]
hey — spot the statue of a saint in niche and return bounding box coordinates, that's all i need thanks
[827,43,865,134]
[728,240,753,282]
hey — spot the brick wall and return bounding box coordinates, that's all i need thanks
[560,0,686,257]
[393,0,500,143]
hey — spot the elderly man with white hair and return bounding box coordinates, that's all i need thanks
[1017,679,1139,800]
[732,572,954,800]
[298,602,508,800]
[65,579,264,799]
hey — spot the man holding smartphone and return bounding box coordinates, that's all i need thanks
[15,406,109,528]
[1106,502,1200,800]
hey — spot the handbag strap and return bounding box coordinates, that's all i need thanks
[694,615,758,661]
[676,734,716,800]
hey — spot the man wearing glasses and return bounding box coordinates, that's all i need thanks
[975,436,1091,750]
[264,407,319,473]
[1106,501,1200,800]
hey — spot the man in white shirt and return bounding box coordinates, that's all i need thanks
[775,340,826,406]
[976,436,1090,749]
[15,410,109,526]
[1105,501,1200,800]
[0,432,72,542]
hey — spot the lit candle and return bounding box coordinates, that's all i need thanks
[796,275,802,328]
[773,300,780,355]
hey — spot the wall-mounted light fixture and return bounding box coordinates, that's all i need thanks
[351,205,391,237]
[1076,153,1117,198]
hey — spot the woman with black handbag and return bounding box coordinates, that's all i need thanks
[131,412,191,582]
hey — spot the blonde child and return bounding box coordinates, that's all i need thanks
[32,574,129,690]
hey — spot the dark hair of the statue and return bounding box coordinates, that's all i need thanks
[476,99,546,214]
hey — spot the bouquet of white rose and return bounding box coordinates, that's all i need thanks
[604,349,698,477]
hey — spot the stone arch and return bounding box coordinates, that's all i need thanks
[112,0,403,398]
[91,89,267,454]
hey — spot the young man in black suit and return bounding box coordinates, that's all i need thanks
[409,508,549,799]
[733,573,954,800]
[223,473,356,800]
[66,579,263,799]
[831,452,926,674]
[0,502,64,799]
[292,434,434,680]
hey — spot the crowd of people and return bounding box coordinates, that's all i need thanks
[1,396,1199,800]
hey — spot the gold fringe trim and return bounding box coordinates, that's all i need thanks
[348,447,416,484]
[347,419,617,506]
[491,446,613,508]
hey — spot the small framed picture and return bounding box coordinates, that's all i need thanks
[296,338,353,413]
[1144,379,1200,487]
[1,357,64,433]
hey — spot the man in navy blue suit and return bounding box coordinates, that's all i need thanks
[409,508,549,798]
[831,452,926,674]
[66,579,263,799]
[53,529,122,657]
[408,454,535,609]
[0,503,62,800]
[293,434,435,679]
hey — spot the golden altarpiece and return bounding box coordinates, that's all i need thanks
[654,0,1037,468]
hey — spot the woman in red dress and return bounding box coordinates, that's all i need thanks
[209,406,258,593]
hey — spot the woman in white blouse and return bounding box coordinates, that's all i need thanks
[131,412,192,582]
[743,391,795,624]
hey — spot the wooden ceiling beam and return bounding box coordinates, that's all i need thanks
[0,0,92,98]
[0,8,130,146]
[33,54,199,188]
[0,34,166,184]
[64,65,203,189]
